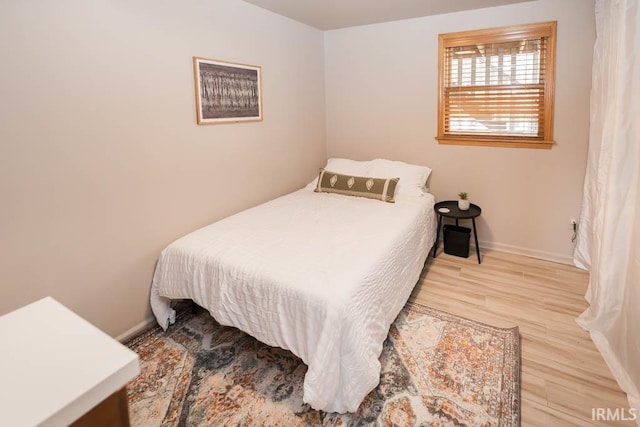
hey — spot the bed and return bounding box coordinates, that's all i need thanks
[150,159,436,413]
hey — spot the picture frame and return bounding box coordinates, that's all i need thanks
[193,57,262,125]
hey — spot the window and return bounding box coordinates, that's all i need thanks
[437,22,557,149]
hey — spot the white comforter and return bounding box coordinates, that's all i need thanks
[150,189,435,413]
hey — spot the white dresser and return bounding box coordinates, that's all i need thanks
[0,297,140,427]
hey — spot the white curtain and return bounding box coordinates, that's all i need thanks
[574,0,640,420]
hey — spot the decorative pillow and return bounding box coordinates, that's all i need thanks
[305,158,372,190]
[314,169,399,203]
[368,159,432,197]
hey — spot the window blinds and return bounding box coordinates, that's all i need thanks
[437,22,557,148]
[443,37,549,139]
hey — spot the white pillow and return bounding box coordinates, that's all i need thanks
[306,158,371,190]
[368,159,432,197]
[325,158,371,175]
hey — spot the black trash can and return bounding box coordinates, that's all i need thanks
[443,225,471,258]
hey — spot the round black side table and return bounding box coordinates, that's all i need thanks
[433,201,482,264]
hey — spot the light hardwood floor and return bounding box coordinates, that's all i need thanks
[409,248,634,426]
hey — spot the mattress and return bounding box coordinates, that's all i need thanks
[150,188,436,413]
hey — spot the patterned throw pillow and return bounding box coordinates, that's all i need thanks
[314,169,399,203]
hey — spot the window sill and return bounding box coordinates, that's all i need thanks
[435,137,554,149]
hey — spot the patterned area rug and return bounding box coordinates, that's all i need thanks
[126,303,520,426]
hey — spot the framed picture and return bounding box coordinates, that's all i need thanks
[193,57,262,125]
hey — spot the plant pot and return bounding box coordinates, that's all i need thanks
[458,199,470,210]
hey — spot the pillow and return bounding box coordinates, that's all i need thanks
[368,159,432,197]
[325,158,371,175]
[314,169,398,203]
[306,158,371,190]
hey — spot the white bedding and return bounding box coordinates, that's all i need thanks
[150,188,436,413]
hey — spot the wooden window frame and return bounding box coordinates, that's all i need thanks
[436,22,557,149]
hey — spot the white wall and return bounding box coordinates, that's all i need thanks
[0,0,326,336]
[324,0,595,263]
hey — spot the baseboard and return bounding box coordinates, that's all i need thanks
[116,316,157,343]
[476,240,574,265]
[434,239,574,265]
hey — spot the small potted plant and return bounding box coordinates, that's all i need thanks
[458,192,470,210]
